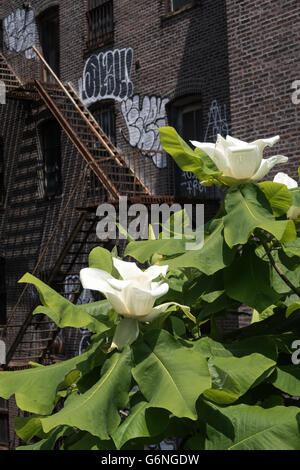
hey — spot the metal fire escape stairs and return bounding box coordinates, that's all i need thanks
[0,47,167,366]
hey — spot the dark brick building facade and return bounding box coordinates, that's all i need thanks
[0,0,231,449]
[0,0,298,450]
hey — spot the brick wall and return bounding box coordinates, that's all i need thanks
[226,0,300,180]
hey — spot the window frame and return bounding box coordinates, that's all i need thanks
[90,100,116,145]
[86,0,114,52]
[170,0,194,13]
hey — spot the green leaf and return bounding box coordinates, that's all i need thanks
[223,183,296,247]
[258,181,292,217]
[204,353,276,405]
[282,238,300,259]
[159,126,221,182]
[270,366,300,396]
[132,330,211,420]
[224,247,281,312]
[42,347,132,440]
[19,274,111,333]
[17,427,71,451]
[0,340,102,415]
[88,247,113,273]
[159,219,237,276]
[112,394,170,450]
[62,432,115,450]
[15,416,48,442]
[198,401,300,450]
[125,239,186,264]
[286,302,300,318]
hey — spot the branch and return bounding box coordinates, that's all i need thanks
[261,240,300,298]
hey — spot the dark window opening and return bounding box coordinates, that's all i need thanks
[91,101,116,145]
[0,258,6,326]
[171,0,193,12]
[39,120,62,199]
[0,399,8,446]
[87,0,114,50]
[0,138,4,206]
[38,7,60,81]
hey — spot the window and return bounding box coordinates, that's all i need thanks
[39,120,62,198]
[0,258,5,326]
[0,398,8,447]
[38,7,60,80]
[92,101,116,144]
[87,0,114,50]
[0,138,4,207]
[171,0,193,12]
[0,21,3,52]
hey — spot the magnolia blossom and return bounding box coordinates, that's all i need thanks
[80,258,192,350]
[191,134,288,184]
[80,258,169,321]
[273,172,300,220]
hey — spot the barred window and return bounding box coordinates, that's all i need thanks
[39,120,62,199]
[87,0,114,50]
[171,0,193,12]
[92,101,116,145]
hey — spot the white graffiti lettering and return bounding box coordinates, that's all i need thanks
[79,48,134,105]
[3,8,36,59]
[121,95,169,168]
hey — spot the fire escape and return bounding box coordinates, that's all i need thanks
[0,47,174,368]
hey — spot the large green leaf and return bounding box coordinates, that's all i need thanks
[191,336,276,404]
[17,427,71,451]
[159,126,221,183]
[224,247,280,312]
[198,401,300,450]
[270,365,300,396]
[223,183,296,247]
[125,239,186,264]
[258,181,292,217]
[0,340,103,415]
[159,219,237,276]
[132,330,211,421]
[112,394,170,450]
[42,347,132,440]
[88,247,113,273]
[19,273,112,333]
[203,353,276,405]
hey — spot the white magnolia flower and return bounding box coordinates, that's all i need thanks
[273,172,300,220]
[80,258,194,350]
[191,134,288,184]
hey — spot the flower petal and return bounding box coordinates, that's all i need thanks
[107,278,133,291]
[250,155,289,182]
[113,258,143,280]
[105,290,129,316]
[111,318,139,351]
[123,285,157,318]
[150,282,170,298]
[226,135,249,148]
[142,302,196,324]
[273,172,298,189]
[226,145,261,180]
[80,268,114,294]
[143,265,169,281]
[190,141,216,158]
[214,135,234,176]
[251,136,280,156]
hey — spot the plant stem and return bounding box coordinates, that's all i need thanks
[261,240,300,298]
